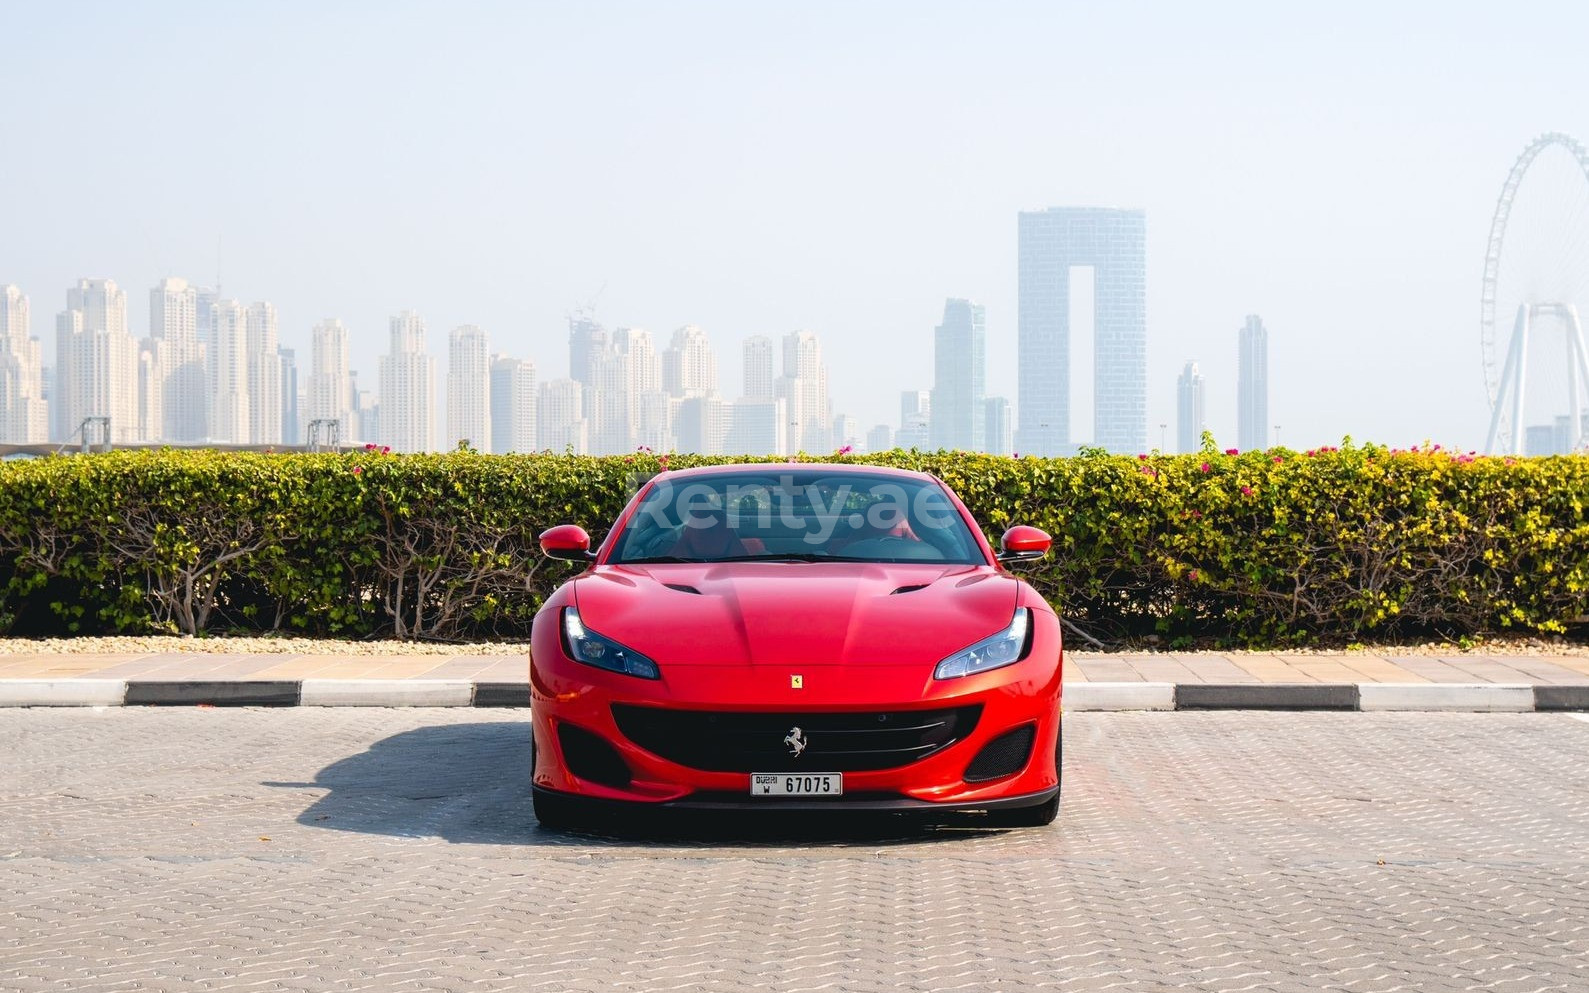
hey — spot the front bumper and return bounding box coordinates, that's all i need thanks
[528,613,1064,809]
[533,784,1060,814]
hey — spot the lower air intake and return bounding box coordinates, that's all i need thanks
[963,723,1036,783]
[557,723,632,788]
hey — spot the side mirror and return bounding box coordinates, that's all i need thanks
[997,525,1051,565]
[539,524,595,562]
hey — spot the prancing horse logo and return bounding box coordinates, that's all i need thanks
[783,726,807,758]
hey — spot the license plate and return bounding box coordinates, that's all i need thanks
[751,773,843,797]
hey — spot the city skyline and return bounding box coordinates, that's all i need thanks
[3,261,1292,454]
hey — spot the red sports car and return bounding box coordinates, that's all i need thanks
[529,462,1062,830]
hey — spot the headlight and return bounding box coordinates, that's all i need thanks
[561,606,660,679]
[933,608,1031,680]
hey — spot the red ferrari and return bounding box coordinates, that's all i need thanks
[529,463,1062,830]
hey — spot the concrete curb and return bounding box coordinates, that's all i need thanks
[1358,683,1534,712]
[0,679,127,707]
[300,679,473,707]
[1,679,1586,711]
[1064,682,1175,711]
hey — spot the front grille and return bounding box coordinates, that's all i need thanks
[611,704,982,772]
[963,723,1036,782]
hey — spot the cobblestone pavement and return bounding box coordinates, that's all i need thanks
[3,709,1587,992]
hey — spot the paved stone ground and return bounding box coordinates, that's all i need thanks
[3,709,1588,992]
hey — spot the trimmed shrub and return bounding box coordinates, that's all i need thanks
[0,444,1585,646]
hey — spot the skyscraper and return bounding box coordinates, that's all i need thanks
[568,317,608,385]
[832,413,858,452]
[865,424,892,453]
[777,330,829,452]
[675,395,728,454]
[379,310,435,453]
[723,397,787,455]
[897,390,930,449]
[615,327,665,453]
[1017,207,1147,454]
[245,302,281,445]
[490,355,537,453]
[207,300,250,443]
[150,277,207,442]
[984,396,1013,456]
[538,378,587,453]
[56,278,137,444]
[1237,315,1268,450]
[0,285,48,443]
[135,340,163,443]
[1176,361,1206,453]
[447,324,492,451]
[279,347,298,446]
[308,319,356,445]
[663,325,718,398]
[929,298,986,452]
[742,335,774,400]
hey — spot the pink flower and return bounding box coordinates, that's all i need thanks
[1199,462,1211,473]
[1224,448,1238,456]
[1240,485,1253,496]
[1188,569,1199,581]
[838,445,854,455]
[380,446,391,455]
[351,465,364,475]
[1190,509,1202,519]
[364,443,377,451]
[1272,455,1283,463]
[1012,452,1020,459]
[1305,449,1316,457]
[1138,454,1149,460]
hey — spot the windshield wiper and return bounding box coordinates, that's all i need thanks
[618,555,708,564]
[716,552,833,563]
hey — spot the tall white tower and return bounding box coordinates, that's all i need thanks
[379,310,435,453]
[777,330,830,452]
[0,285,48,443]
[663,325,718,398]
[742,335,775,401]
[209,299,250,444]
[538,378,587,453]
[308,319,356,444]
[1176,361,1206,454]
[447,324,492,451]
[490,355,538,454]
[1236,315,1269,451]
[56,279,138,444]
[245,302,281,445]
[150,277,208,443]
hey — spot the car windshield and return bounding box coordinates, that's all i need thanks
[610,471,986,565]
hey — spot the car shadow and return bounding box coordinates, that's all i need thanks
[268,721,1001,848]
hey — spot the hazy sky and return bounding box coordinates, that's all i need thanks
[5,0,1589,450]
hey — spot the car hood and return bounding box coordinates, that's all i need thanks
[571,562,1019,667]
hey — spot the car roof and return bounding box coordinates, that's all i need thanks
[657,461,938,483]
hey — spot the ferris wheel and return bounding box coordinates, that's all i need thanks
[1481,132,1589,454]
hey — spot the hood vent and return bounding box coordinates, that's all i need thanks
[890,584,930,596]
[663,583,703,595]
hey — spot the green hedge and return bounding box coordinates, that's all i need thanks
[0,445,1586,646]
